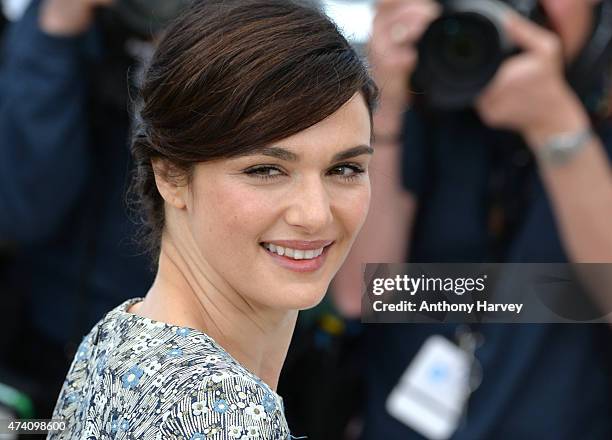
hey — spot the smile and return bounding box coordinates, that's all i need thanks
[261,243,325,260]
[259,242,334,273]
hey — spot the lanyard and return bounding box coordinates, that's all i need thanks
[454,324,485,428]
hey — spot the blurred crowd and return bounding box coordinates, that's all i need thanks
[1,1,612,440]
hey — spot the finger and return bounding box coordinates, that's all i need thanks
[539,0,596,61]
[504,10,559,56]
[374,0,440,25]
[539,0,568,34]
[388,16,430,45]
[377,0,434,8]
[383,3,441,45]
[476,56,524,107]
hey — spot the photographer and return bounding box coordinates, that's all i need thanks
[333,0,612,438]
[0,0,157,418]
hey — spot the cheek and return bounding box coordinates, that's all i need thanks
[199,185,270,244]
[334,184,371,237]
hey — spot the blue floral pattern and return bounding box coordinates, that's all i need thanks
[48,298,291,439]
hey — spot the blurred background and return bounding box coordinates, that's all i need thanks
[1,1,611,439]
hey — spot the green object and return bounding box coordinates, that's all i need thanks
[0,382,35,419]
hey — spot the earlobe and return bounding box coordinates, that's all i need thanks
[151,158,187,210]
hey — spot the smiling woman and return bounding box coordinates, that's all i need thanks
[47,0,377,439]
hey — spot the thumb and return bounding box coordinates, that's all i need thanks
[539,0,566,34]
[504,10,559,56]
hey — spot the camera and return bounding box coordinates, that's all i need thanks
[412,0,612,110]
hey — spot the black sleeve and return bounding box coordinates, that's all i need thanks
[0,0,93,243]
[400,107,430,198]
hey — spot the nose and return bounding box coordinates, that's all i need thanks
[284,176,333,234]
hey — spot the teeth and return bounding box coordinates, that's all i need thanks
[262,243,326,260]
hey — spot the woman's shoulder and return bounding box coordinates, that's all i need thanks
[121,321,289,438]
[115,316,290,438]
[51,298,290,439]
[87,299,256,385]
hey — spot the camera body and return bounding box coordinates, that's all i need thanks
[412,0,612,111]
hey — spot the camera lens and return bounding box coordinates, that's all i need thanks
[425,13,501,87]
[412,0,520,109]
[442,19,486,73]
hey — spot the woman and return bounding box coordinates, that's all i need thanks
[48,0,377,438]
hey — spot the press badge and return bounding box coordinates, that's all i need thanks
[386,335,471,440]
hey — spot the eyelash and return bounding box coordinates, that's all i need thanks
[244,163,366,182]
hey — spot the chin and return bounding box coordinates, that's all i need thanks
[272,284,329,311]
[297,290,328,311]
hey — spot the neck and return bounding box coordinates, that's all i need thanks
[133,237,298,390]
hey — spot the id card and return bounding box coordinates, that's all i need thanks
[386,335,471,440]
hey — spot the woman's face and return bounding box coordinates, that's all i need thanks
[182,93,372,311]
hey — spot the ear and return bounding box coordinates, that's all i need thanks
[151,158,188,210]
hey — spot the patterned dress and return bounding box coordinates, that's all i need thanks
[48,298,292,439]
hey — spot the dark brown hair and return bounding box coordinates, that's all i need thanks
[129,0,378,258]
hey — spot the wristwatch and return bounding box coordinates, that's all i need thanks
[536,128,595,166]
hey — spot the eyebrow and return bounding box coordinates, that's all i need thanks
[246,145,374,162]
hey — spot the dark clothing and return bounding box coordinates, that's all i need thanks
[362,109,612,439]
[0,10,7,44]
[0,0,153,416]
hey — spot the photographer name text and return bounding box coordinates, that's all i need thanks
[370,275,523,315]
[372,300,523,314]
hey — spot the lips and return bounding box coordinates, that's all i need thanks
[259,239,335,251]
[260,242,333,273]
[264,243,323,259]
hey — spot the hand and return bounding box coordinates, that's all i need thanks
[369,0,441,113]
[40,0,114,36]
[475,11,590,150]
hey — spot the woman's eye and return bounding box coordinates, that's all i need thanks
[329,164,366,181]
[244,166,284,181]
[244,163,366,182]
